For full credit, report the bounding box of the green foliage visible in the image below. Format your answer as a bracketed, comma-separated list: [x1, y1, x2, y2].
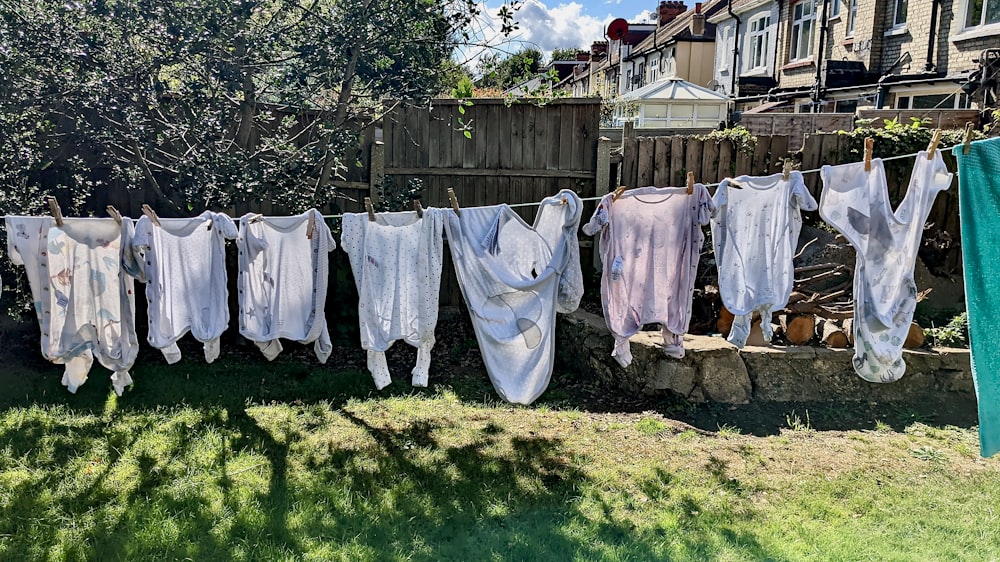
[0, 0, 499, 217]
[452, 76, 475, 98]
[924, 312, 969, 348]
[699, 126, 758, 156]
[599, 95, 639, 127]
[474, 47, 543, 91]
[376, 176, 425, 212]
[549, 48, 582, 63]
[837, 118, 985, 162]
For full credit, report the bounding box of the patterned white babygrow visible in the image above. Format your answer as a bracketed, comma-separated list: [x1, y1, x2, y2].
[711, 171, 817, 347]
[444, 190, 584, 405]
[236, 210, 335, 362]
[583, 184, 715, 366]
[820, 153, 951, 382]
[6, 216, 140, 395]
[341, 208, 445, 389]
[133, 212, 238, 364]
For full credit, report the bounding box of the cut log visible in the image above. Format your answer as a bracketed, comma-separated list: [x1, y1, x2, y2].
[783, 314, 816, 345]
[843, 318, 855, 346]
[904, 322, 925, 349]
[820, 319, 850, 348]
[745, 316, 768, 347]
[717, 306, 735, 337]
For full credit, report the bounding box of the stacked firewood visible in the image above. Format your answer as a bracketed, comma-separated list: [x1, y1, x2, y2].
[715, 261, 929, 349]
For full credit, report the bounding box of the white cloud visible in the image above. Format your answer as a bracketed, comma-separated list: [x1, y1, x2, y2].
[458, 0, 615, 71]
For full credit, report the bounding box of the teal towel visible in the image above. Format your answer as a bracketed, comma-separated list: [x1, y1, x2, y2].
[955, 137, 1000, 458]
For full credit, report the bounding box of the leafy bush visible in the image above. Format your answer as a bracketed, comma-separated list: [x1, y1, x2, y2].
[698, 126, 757, 156]
[924, 312, 969, 348]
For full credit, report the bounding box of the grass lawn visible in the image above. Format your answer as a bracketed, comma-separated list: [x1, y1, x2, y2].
[1, 343, 999, 561]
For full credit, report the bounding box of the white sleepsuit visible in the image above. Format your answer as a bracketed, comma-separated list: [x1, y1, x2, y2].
[820, 153, 951, 382]
[236, 210, 334, 362]
[711, 171, 817, 347]
[133, 212, 238, 364]
[341, 208, 445, 389]
[6, 216, 140, 395]
[583, 184, 715, 366]
[444, 190, 583, 405]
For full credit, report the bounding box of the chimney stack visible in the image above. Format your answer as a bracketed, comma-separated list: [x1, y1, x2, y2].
[691, 2, 706, 36]
[591, 41, 608, 57]
[576, 51, 590, 61]
[658, 1, 687, 26]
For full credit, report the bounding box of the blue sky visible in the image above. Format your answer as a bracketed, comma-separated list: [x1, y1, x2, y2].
[463, 0, 655, 68]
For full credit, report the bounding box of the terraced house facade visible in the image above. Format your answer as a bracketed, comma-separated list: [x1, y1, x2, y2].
[709, 0, 1000, 114]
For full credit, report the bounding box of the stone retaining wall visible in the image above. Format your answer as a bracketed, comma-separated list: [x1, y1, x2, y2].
[556, 310, 973, 404]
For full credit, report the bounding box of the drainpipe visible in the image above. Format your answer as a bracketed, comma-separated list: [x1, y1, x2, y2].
[812, 0, 831, 113]
[925, 0, 939, 72]
[727, 0, 741, 98]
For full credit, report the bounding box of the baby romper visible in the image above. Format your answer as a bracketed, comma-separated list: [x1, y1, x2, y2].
[711, 171, 817, 347]
[133, 211, 238, 364]
[583, 184, 715, 366]
[341, 208, 445, 389]
[236, 209, 335, 362]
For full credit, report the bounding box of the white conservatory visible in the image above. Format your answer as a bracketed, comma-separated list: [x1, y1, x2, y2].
[615, 79, 728, 129]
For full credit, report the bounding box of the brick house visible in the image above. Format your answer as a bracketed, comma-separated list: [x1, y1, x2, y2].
[709, 0, 999, 115]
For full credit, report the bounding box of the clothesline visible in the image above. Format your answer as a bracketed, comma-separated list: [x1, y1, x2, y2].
[0, 148, 939, 221]
[401, 150, 933, 213]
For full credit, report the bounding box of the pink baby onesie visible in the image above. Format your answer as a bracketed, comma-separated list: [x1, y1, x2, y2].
[583, 184, 715, 366]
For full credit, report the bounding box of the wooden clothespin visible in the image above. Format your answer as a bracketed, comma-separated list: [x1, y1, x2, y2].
[141, 204, 161, 226]
[364, 197, 376, 222]
[611, 186, 627, 201]
[413, 200, 424, 218]
[782, 158, 793, 181]
[45, 196, 64, 227]
[248, 213, 264, 223]
[559, 195, 568, 205]
[686, 171, 695, 195]
[306, 211, 316, 240]
[106, 205, 122, 224]
[728, 179, 744, 189]
[963, 122, 974, 155]
[447, 188, 461, 217]
[863, 137, 874, 172]
[926, 129, 942, 159]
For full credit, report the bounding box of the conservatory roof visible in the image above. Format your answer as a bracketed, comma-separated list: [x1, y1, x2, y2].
[620, 79, 728, 103]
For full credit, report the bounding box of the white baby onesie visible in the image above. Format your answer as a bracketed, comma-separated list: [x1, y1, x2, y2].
[583, 184, 715, 366]
[7, 216, 140, 395]
[820, 153, 951, 382]
[236, 210, 335, 362]
[444, 190, 583, 405]
[341, 208, 445, 389]
[712, 171, 817, 347]
[133, 212, 238, 364]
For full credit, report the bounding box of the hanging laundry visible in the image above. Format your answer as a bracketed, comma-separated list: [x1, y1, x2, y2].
[341, 208, 445, 389]
[236, 209, 334, 362]
[712, 171, 817, 347]
[820, 152, 951, 383]
[583, 184, 714, 366]
[6, 216, 141, 395]
[133, 212, 238, 364]
[444, 190, 583, 405]
[955, 137, 1000, 458]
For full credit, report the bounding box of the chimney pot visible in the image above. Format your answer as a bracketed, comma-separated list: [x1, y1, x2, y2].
[691, 3, 706, 35]
[658, 0, 687, 26]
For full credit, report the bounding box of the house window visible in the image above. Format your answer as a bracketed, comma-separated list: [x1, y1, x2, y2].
[834, 99, 857, 113]
[718, 26, 732, 71]
[965, 0, 1000, 27]
[748, 15, 771, 70]
[830, 0, 841, 17]
[896, 96, 911, 109]
[637, 62, 646, 87]
[847, 0, 858, 35]
[892, 0, 907, 27]
[789, 0, 816, 61]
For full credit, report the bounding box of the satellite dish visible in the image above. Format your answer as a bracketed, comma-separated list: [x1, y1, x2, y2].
[607, 18, 629, 41]
[707, 79, 721, 89]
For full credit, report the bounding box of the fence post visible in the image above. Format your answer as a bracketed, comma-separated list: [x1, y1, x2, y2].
[592, 136, 612, 270]
[370, 140, 385, 203]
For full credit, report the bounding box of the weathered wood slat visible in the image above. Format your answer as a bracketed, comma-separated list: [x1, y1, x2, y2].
[670, 136, 685, 186]
[637, 137, 654, 186]
[653, 137, 670, 187]
[384, 167, 596, 178]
